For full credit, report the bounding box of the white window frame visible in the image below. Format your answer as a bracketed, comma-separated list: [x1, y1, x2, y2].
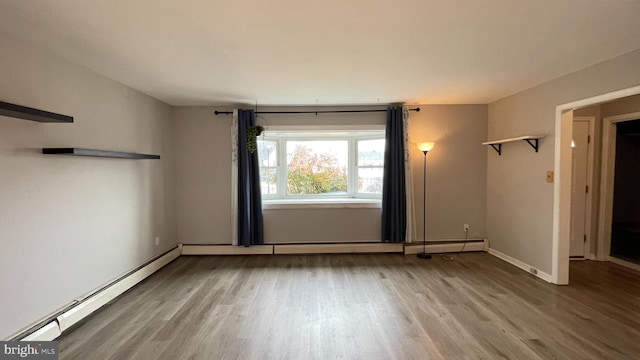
[257, 125, 385, 206]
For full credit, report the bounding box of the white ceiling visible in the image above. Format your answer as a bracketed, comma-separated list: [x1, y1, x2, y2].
[1, 0, 639, 106]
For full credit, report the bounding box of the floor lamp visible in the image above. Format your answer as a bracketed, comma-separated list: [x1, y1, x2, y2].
[416, 142, 435, 259]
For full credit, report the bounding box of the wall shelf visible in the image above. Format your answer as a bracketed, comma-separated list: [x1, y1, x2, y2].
[42, 148, 160, 159]
[482, 135, 545, 155]
[0, 100, 73, 123]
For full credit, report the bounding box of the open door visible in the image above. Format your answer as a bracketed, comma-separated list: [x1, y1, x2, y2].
[570, 119, 592, 258]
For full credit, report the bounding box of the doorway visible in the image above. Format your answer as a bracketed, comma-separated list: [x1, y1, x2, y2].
[553, 85, 640, 285]
[570, 117, 594, 259]
[602, 117, 640, 265]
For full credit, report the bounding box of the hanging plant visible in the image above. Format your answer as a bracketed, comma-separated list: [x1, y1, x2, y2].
[247, 125, 265, 153]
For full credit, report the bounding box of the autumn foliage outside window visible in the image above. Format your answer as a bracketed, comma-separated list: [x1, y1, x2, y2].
[286, 141, 348, 195]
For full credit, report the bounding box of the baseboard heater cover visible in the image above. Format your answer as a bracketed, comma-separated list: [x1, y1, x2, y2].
[180, 243, 405, 255]
[19, 322, 61, 342]
[404, 239, 487, 254]
[181, 244, 274, 255]
[274, 243, 404, 254]
[56, 246, 180, 332]
[12, 246, 180, 341]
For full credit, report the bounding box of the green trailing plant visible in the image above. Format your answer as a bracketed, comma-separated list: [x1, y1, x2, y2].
[246, 125, 265, 153]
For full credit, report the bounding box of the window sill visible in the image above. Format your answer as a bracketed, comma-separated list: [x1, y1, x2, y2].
[263, 198, 382, 210]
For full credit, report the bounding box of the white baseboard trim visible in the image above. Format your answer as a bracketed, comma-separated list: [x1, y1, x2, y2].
[608, 256, 640, 272]
[404, 240, 486, 254]
[274, 243, 403, 254]
[487, 248, 553, 283]
[181, 244, 274, 255]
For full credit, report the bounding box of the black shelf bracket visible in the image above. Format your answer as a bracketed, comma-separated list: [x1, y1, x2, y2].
[489, 144, 502, 155]
[0, 100, 73, 123]
[524, 138, 539, 152]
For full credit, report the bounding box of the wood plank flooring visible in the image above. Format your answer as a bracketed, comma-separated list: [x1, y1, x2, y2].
[57, 253, 640, 359]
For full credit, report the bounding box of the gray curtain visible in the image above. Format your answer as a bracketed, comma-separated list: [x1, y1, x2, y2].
[381, 106, 406, 243]
[237, 109, 264, 247]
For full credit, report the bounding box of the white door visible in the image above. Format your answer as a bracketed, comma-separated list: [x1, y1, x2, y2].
[570, 121, 590, 257]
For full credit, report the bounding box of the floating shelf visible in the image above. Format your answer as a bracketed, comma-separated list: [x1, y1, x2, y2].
[482, 135, 545, 155]
[42, 148, 160, 159]
[0, 100, 73, 123]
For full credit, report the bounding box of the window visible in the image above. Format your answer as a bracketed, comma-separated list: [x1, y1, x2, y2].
[257, 128, 385, 202]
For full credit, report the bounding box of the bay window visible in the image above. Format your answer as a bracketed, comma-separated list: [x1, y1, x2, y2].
[257, 128, 385, 202]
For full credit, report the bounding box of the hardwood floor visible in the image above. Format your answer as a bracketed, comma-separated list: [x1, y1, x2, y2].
[58, 253, 640, 359]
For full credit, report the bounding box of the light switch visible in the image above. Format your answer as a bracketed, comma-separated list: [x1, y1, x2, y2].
[546, 171, 554, 183]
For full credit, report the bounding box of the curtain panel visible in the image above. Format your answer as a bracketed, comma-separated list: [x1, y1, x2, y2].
[381, 106, 416, 243]
[403, 107, 416, 243]
[232, 109, 264, 247]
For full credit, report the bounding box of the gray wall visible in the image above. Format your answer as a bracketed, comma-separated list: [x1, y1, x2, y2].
[0, 34, 176, 339]
[411, 105, 488, 240]
[601, 93, 640, 118]
[173, 105, 487, 244]
[487, 49, 640, 274]
[173, 107, 233, 244]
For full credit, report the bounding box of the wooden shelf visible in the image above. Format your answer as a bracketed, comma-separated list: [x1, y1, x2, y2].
[42, 148, 160, 159]
[482, 135, 545, 155]
[0, 100, 73, 123]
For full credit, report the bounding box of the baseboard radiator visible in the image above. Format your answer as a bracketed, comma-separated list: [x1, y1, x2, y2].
[182, 241, 485, 255]
[404, 239, 487, 254]
[14, 246, 181, 342]
[181, 243, 405, 255]
[274, 243, 404, 254]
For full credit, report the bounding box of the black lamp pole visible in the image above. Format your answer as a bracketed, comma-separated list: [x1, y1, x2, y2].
[417, 149, 432, 259]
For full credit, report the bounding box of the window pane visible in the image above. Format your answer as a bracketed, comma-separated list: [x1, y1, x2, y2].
[257, 140, 278, 167]
[358, 139, 385, 166]
[260, 168, 278, 195]
[286, 141, 348, 195]
[358, 167, 383, 194]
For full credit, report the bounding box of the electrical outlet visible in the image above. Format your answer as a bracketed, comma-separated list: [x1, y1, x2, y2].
[155, 236, 160, 246]
[464, 224, 469, 232]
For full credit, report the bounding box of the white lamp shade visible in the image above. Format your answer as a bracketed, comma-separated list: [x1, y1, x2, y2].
[417, 142, 435, 152]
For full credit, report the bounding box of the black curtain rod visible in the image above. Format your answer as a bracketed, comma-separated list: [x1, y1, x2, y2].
[214, 108, 420, 115]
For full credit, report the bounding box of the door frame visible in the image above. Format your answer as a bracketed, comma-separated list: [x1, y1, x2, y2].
[572, 116, 595, 259]
[597, 111, 640, 261]
[553, 84, 640, 285]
